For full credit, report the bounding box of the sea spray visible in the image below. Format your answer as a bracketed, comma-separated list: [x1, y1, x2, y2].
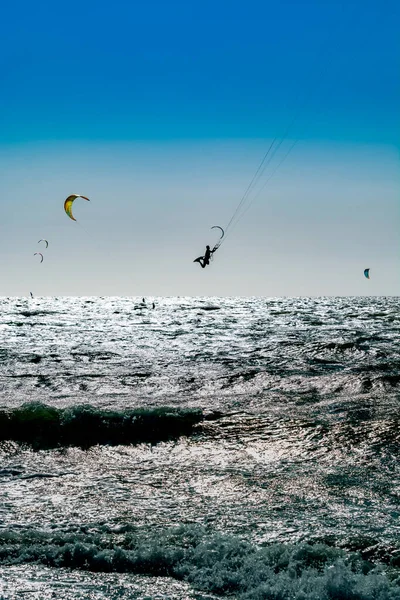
[0, 525, 399, 599]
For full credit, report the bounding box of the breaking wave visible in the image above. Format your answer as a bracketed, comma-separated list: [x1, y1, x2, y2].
[0, 525, 399, 599]
[0, 402, 203, 449]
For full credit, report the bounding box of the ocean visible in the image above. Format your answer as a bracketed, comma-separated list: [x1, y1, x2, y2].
[0, 296, 399, 599]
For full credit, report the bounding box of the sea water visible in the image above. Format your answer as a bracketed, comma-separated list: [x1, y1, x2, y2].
[0, 296, 399, 599]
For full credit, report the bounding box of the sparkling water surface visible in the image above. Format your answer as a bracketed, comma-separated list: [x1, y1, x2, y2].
[0, 296, 399, 599]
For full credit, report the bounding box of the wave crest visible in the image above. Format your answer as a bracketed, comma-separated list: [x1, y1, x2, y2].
[0, 402, 203, 449]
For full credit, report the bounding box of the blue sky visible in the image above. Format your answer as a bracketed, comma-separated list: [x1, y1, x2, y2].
[1, 0, 399, 295]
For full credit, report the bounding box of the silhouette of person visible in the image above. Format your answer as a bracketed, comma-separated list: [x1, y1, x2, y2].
[194, 245, 212, 269]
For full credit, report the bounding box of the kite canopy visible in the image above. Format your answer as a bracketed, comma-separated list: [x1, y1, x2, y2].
[364, 268, 370, 279]
[211, 225, 224, 239]
[34, 252, 44, 263]
[64, 194, 90, 221]
[38, 239, 48, 248]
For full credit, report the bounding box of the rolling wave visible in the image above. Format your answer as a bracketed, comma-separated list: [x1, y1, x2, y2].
[0, 402, 203, 449]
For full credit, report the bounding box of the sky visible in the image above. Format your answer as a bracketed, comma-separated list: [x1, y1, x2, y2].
[0, 0, 399, 296]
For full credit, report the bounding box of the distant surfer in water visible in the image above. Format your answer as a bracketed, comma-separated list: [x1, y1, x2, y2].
[194, 245, 212, 269]
[30, 292, 34, 299]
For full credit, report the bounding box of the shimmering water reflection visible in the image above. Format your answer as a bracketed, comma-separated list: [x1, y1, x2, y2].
[0, 296, 399, 598]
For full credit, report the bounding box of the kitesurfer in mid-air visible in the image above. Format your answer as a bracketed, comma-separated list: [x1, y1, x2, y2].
[194, 245, 212, 269]
[193, 226, 224, 269]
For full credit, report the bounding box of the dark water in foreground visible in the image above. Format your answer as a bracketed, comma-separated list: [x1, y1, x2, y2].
[0, 296, 399, 599]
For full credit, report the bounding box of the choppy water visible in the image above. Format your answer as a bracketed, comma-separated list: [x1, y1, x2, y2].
[0, 296, 399, 599]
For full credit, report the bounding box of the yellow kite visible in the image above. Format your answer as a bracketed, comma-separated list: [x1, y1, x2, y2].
[64, 194, 90, 221]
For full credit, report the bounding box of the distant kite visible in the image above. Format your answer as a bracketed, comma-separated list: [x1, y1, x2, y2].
[38, 239, 49, 248]
[364, 268, 370, 279]
[34, 252, 44, 263]
[64, 194, 90, 221]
